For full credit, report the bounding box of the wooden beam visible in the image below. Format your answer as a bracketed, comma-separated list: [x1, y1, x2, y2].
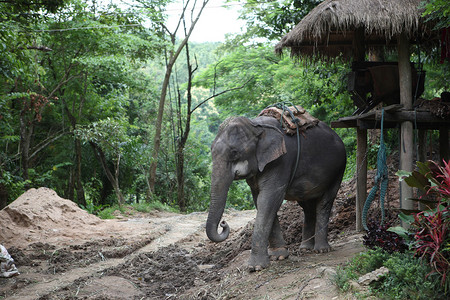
[356, 128, 367, 231]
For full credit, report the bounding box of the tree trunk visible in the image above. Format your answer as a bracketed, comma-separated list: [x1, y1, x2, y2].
[63, 98, 86, 206]
[74, 138, 86, 207]
[90, 142, 125, 205]
[175, 147, 186, 211]
[67, 168, 75, 201]
[19, 109, 33, 182]
[0, 178, 8, 209]
[147, 0, 210, 200]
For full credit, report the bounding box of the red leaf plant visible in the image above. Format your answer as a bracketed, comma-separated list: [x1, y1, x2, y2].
[411, 204, 449, 285]
[412, 159, 450, 286]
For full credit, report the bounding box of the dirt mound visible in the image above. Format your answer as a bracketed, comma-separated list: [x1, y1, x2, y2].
[0, 188, 102, 247]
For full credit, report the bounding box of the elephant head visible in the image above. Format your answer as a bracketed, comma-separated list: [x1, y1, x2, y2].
[206, 117, 287, 242]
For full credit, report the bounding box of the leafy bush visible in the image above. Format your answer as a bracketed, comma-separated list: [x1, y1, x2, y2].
[363, 220, 408, 253]
[335, 248, 447, 299]
[395, 159, 450, 288]
[97, 206, 119, 219]
[411, 203, 449, 286]
[378, 250, 445, 299]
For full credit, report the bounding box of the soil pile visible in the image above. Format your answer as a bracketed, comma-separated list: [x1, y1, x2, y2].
[0, 188, 102, 247]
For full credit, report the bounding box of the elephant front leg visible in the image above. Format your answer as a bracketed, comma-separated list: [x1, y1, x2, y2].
[268, 216, 289, 261]
[249, 189, 285, 272]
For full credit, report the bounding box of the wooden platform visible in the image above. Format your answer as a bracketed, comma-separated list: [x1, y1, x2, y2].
[331, 104, 450, 130]
[330, 104, 449, 231]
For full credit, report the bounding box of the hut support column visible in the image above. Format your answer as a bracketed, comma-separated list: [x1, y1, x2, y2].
[440, 126, 449, 162]
[356, 127, 367, 231]
[418, 130, 427, 211]
[398, 33, 414, 225]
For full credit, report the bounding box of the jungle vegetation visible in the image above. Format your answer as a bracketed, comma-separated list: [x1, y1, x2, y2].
[0, 0, 448, 214]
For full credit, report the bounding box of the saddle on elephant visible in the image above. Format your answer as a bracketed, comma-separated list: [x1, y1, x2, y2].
[258, 104, 319, 135]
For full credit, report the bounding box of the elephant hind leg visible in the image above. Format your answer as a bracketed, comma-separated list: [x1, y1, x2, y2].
[313, 183, 340, 253]
[298, 200, 316, 251]
[268, 216, 289, 261]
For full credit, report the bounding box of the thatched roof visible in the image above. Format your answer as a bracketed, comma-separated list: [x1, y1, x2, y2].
[275, 0, 439, 59]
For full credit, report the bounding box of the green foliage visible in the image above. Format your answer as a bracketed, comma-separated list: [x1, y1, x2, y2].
[1, 0, 447, 222]
[96, 206, 119, 220]
[421, 0, 450, 29]
[227, 0, 320, 42]
[0, 171, 30, 202]
[226, 181, 255, 210]
[195, 45, 353, 121]
[335, 248, 447, 299]
[134, 200, 178, 213]
[392, 160, 450, 289]
[378, 252, 445, 299]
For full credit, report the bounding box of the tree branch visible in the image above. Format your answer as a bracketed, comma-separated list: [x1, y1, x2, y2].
[29, 130, 69, 160]
[190, 76, 254, 114]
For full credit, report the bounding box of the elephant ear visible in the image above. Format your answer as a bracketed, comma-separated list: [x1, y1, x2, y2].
[251, 121, 287, 172]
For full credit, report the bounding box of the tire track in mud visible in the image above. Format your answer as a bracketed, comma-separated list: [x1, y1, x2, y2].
[4, 209, 256, 300]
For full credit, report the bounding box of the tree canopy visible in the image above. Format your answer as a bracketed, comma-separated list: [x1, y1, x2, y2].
[0, 0, 447, 212]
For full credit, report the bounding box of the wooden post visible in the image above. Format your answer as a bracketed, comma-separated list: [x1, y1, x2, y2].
[398, 33, 414, 225]
[418, 130, 427, 211]
[353, 26, 366, 232]
[440, 126, 450, 162]
[356, 127, 367, 231]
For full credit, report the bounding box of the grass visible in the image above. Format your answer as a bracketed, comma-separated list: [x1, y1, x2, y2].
[93, 199, 178, 219]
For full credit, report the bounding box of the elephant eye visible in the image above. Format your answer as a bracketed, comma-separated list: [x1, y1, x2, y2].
[229, 149, 239, 160]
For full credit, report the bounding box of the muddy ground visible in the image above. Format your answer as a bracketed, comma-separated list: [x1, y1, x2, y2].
[0, 167, 401, 300]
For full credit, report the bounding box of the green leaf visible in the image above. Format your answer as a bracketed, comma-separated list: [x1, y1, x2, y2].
[398, 212, 415, 224]
[396, 170, 411, 181]
[387, 226, 410, 239]
[404, 170, 430, 192]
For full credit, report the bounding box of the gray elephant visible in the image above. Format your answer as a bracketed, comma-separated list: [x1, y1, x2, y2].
[206, 115, 346, 271]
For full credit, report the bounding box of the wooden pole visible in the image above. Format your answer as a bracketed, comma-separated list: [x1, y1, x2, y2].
[398, 33, 414, 225]
[353, 26, 366, 231]
[356, 127, 367, 231]
[440, 126, 450, 162]
[418, 130, 427, 211]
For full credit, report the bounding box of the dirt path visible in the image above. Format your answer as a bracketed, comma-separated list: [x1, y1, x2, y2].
[0, 188, 369, 299]
[1, 208, 257, 299]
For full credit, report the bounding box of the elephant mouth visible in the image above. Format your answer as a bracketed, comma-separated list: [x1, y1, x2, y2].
[234, 173, 247, 180]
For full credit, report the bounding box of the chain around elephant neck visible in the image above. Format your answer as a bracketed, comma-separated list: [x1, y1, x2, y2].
[264, 102, 301, 188]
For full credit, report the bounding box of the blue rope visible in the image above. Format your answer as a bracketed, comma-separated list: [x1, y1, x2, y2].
[362, 108, 388, 231]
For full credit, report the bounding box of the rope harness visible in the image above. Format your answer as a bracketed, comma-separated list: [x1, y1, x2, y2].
[362, 108, 388, 230]
[263, 102, 302, 187]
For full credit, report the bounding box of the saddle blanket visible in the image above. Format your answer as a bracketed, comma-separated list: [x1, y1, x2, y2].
[258, 105, 319, 135]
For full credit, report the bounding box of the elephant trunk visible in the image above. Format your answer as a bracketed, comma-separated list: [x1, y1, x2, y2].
[206, 165, 233, 243]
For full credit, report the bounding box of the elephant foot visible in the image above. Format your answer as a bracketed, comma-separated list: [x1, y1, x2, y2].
[314, 243, 332, 254]
[299, 242, 314, 253]
[268, 247, 289, 261]
[248, 254, 270, 272]
[248, 265, 264, 272]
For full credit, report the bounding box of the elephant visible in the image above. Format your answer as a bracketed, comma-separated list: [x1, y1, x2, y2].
[205, 115, 346, 271]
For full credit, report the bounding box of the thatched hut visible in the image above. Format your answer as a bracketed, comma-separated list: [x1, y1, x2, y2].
[275, 0, 439, 59]
[276, 0, 448, 230]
